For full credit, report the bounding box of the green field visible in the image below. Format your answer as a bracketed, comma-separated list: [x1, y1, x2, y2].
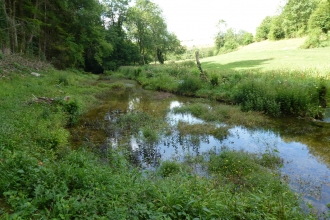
[202, 38, 330, 74]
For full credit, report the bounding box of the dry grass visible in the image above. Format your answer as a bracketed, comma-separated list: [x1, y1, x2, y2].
[0, 54, 53, 76]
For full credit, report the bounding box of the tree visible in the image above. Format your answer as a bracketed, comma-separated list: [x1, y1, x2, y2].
[281, 0, 318, 38]
[102, 0, 140, 69]
[308, 0, 330, 33]
[215, 24, 254, 53]
[268, 15, 285, 40]
[0, 0, 10, 54]
[242, 32, 254, 45]
[302, 0, 330, 48]
[215, 19, 227, 50]
[255, 16, 273, 41]
[126, 0, 184, 64]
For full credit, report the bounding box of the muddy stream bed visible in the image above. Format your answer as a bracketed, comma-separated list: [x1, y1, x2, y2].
[71, 79, 330, 215]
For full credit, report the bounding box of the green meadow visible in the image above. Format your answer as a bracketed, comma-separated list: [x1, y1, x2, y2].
[202, 38, 330, 73]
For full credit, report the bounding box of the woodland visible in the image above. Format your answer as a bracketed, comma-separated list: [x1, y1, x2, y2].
[0, 0, 185, 72]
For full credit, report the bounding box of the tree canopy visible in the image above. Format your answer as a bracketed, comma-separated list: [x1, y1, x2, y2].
[255, 0, 330, 47]
[0, 0, 185, 71]
[214, 20, 254, 53]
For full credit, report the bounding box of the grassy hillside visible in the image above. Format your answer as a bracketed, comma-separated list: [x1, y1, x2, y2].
[202, 38, 330, 74]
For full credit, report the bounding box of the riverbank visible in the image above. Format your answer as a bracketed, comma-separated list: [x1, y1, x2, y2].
[0, 66, 318, 218]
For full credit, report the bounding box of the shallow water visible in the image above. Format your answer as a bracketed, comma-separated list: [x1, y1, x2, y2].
[71, 80, 330, 215]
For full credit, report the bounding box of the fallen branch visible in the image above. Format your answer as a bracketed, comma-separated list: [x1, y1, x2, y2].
[30, 96, 55, 104]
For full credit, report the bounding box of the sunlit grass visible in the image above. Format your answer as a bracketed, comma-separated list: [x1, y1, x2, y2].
[202, 38, 330, 74]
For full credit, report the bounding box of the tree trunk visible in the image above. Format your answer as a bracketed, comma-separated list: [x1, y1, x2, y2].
[6, 0, 18, 53]
[1, 0, 10, 54]
[28, 0, 39, 45]
[11, 0, 18, 52]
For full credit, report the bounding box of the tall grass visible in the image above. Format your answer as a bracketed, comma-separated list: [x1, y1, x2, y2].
[117, 62, 329, 118]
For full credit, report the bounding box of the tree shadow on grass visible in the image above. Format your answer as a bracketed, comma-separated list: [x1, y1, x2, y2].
[202, 58, 274, 72]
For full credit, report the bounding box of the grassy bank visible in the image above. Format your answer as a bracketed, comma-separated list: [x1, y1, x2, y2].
[0, 64, 316, 218]
[116, 60, 329, 118]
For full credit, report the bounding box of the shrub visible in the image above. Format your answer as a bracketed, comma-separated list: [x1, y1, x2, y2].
[177, 76, 201, 95]
[210, 74, 219, 87]
[62, 100, 80, 126]
[233, 80, 281, 116]
[242, 32, 254, 45]
[208, 150, 261, 178]
[302, 28, 323, 48]
[255, 16, 273, 41]
[223, 40, 239, 51]
[58, 74, 70, 86]
[268, 16, 285, 40]
[158, 161, 181, 177]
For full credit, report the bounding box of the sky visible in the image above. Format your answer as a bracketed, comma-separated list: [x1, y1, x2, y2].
[151, 0, 283, 47]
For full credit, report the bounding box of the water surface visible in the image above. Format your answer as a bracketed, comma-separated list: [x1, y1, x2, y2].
[71, 80, 330, 215]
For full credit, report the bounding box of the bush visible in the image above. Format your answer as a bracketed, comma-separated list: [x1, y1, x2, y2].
[255, 16, 273, 41]
[302, 28, 323, 48]
[233, 80, 281, 116]
[178, 76, 201, 95]
[242, 32, 254, 45]
[157, 161, 182, 177]
[223, 40, 239, 51]
[62, 100, 80, 126]
[268, 16, 285, 40]
[210, 74, 219, 87]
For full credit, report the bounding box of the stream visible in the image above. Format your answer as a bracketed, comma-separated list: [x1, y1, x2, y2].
[71, 79, 330, 216]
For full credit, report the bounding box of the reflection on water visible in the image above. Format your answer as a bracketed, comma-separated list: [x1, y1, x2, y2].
[324, 108, 330, 123]
[71, 80, 330, 214]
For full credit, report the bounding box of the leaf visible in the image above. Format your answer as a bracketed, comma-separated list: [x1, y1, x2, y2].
[251, 193, 261, 202]
[172, 204, 182, 211]
[202, 207, 211, 213]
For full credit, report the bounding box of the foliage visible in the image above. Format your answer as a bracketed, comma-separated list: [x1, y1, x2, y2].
[125, 0, 185, 65]
[255, 16, 273, 41]
[0, 0, 183, 71]
[268, 16, 285, 40]
[118, 60, 329, 118]
[256, 0, 330, 49]
[309, 0, 330, 33]
[241, 32, 254, 45]
[303, 0, 330, 48]
[302, 28, 324, 48]
[157, 161, 182, 177]
[281, 0, 318, 38]
[178, 76, 202, 95]
[223, 40, 239, 51]
[214, 20, 253, 53]
[210, 74, 219, 87]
